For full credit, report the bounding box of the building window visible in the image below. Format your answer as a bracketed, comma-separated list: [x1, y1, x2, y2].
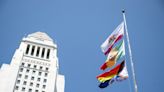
[15, 86, 19, 90]
[42, 85, 46, 89]
[26, 44, 30, 54]
[42, 91, 45, 92]
[18, 74, 22, 78]
[25, 75, 28, 79]
[21, 63, 25, 66]
[43, 79, 47, 83]
[20, 68, 23, 72]
[22, 87, 25, 91]
[40, 66, 43, 70]
[23, 81, 27, 85]
[30, 82, 33, 86]
[36, 84, 40, 88]
[46, 49, 50, 59]
[31, 46, 35, 56]
[26, 69, 30, 73]
[45, 67, 49, 71]
[38, 72, 42, 76]
[36, 47, 40, 57]
[41, 48, 45, 58]
[28, 64, 31, 67]
[29, 88, 32, 92]
[34, 65, 37, 69]
[31, 76, 34, 80]
[35, 90, 39, 92]
[37, 78, 41, 82]
[17, 80, 20, 84]
[32, 70, 36, 74]
[44, 73, 48, 77]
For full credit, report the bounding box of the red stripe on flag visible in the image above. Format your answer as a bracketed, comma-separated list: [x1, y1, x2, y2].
[104, 35, 123, 55]
[100, 62, 108, 70]
[97, 61, 125, 78]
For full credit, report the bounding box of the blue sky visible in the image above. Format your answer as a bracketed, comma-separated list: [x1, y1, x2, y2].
[0, 0, 164, 92]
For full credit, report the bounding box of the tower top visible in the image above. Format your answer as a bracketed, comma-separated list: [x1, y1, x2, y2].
[28, 32, 53, 41]
[23, 31, 57, 48]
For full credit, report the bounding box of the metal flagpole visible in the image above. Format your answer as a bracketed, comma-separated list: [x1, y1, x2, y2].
[122, 10, 138, 92]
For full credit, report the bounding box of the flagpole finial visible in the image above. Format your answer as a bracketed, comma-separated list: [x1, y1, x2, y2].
[122, 9, 125, 13]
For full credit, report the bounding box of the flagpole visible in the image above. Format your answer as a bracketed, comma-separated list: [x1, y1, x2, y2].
[122, 10, 138, 92]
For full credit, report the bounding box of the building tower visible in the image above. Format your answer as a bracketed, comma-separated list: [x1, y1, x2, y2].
[0, 32, 65, 92]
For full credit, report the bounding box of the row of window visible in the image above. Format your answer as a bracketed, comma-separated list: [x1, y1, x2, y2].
[15, 86, 45, 92]
[21, 63, 49, 71]
[16, 80, 46, 88]
[26, 44, 51, 59]
[19, 68, 48, 77]
[18, 74, 47, 83]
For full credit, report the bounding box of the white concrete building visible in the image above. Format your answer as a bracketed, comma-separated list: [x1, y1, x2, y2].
[0, 32, 65, 92]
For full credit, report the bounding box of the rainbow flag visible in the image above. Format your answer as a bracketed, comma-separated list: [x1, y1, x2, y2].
[97, 60, 128, 88]
[97, 61, 125, 83]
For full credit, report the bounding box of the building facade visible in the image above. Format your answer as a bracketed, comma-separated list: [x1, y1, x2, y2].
[0, 32, 65, 92]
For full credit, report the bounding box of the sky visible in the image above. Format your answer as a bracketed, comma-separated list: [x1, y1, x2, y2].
[0, 0, 164, 92]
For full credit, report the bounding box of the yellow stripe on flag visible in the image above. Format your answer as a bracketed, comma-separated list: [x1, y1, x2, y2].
[98, 74, 116, 83]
